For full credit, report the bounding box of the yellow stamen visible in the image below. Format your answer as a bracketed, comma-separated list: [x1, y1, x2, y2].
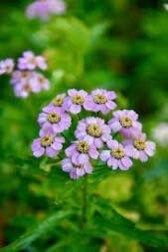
[93, 94, 107, 104]
[52, 96, 64, 106]
[72, 95, 85, 105]
[47, 112, 61, 123]
[111, 148, 125, 159]
[87, 124, 102, 137]
[134, 139, 146, 151]
[41, 135, 53, 147]
[120, 117, 133, 128]
[77, 141, 89, 153]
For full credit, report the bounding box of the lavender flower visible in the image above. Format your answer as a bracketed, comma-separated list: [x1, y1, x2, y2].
[63, 89, 88, 114]
[65, 140, 99, 164]
[61, 158, 93, 179]
[38, 105, 71, 133]
[31, 89, 156, 180]
[11, 71, 49, 98]
[109, 110, 142, 138]
[84, 89, 117, 114]
[123, 133, 156, 162]
[51, 93, 66, 107]
[26, 0, 66, 20]
[0, 59, 14, 75]
[32, 125, 65, 157]
[75, 117, 111, 148]
[18, 51, 47, 71]
[100, 140, 133, 170]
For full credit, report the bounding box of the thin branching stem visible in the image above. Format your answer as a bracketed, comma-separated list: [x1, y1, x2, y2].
[81, 176, 88, 229]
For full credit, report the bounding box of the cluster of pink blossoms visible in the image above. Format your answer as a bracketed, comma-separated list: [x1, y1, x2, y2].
[0, 51, 49, 98]
[26, 0, 66, 20]
[32, 89, 156, 180]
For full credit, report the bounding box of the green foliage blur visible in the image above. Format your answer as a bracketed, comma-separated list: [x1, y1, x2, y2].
[0, 0, 168, 251]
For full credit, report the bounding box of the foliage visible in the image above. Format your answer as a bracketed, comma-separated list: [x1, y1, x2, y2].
[0, 0, 168, 251]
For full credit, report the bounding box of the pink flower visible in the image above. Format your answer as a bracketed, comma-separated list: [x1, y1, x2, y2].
[11, 71, 49, 98]
[83, 89, 117, 114]
[65, 140, 99, 164]
[63, 89, 88, 114]
[31, 125, 64, 157]
[61, 158, 93, 179]
[26, 0, 66, 20]
[123, 133, 156, 162]
[38, 105, 71, 133]
[18, 51, 47, 71]
[30, 89, 157, 179]
[51, 93, 66, 108]
[0, 59, 14, 75]
[75, 117, 111, 148]
[109, 110, 142, 138]
[100, 140, 133, 170]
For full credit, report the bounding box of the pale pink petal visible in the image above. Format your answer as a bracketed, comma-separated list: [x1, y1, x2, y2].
[33, 147, 45, 157]
[78, 154, 89, 164]
[100, 150, 111, 161]
[121, 157, 132, 170]
[110, 121, 122, 132]
[89, 147, 99, 159]
[139, 151, 148, 162]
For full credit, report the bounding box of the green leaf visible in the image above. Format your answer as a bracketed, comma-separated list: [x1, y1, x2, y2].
[91, 196, 168, 248]
[1, 211, 71, 252]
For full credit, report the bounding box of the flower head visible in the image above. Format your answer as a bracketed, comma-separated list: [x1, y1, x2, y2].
[63, 89, 88, 114]
[109, 110, 142, 138]
[18, 51, 47, 71]
[61, 158, 93, 179]
[84, 89, 117, 114]
[31, 89, 156, 180]
[100, 140, 133, 170]
[32, 125, 65, 157]
[11, 71, 49, 98]
[75, 117, 111, 148]
[51, 93, 66, 108]
[38, 105, 71, 133]
[123, 133, 156, 162]
[26, 0, 66, 20]
[0, 59, 14, 75]
[65, 140, 99, 164]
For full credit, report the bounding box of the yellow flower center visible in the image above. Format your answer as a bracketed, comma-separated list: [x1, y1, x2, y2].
[120, 117, 133, 128]
[29, 57, 37, 65]
[24, 84, 31, 92]
[76, 141, 89, 153]
[72, 95, 85, 105]
[52, 96, 64, 106]
[22, 71, 29, 78]
[111, 148, 125, 159]
[134, 139, 146, 151]
[41, 135, 53, 147]
[87, 123, 102, 137]
[74, 164, 83, 169]
[47, 112, 61, 123]
[38, 76, 45, 84]
[93, 94, 107, 104]
[6, 65, 11, 71]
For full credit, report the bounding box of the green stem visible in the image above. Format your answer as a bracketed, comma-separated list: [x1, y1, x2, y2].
[81, 176, 88, 228]
[61, 132, 71, 144]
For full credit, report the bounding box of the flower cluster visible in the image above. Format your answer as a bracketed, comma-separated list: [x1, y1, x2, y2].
[26, 0, 66, 20]
[0, 51, 50, 98]
[32, 89, 156, 179]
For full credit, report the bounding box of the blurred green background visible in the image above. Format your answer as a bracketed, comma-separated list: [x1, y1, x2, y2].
[0, 0, 168, 251]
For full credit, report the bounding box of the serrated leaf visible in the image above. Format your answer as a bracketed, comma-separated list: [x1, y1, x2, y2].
[1, 211, 71, 252]
[91, 196, 168, 248]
